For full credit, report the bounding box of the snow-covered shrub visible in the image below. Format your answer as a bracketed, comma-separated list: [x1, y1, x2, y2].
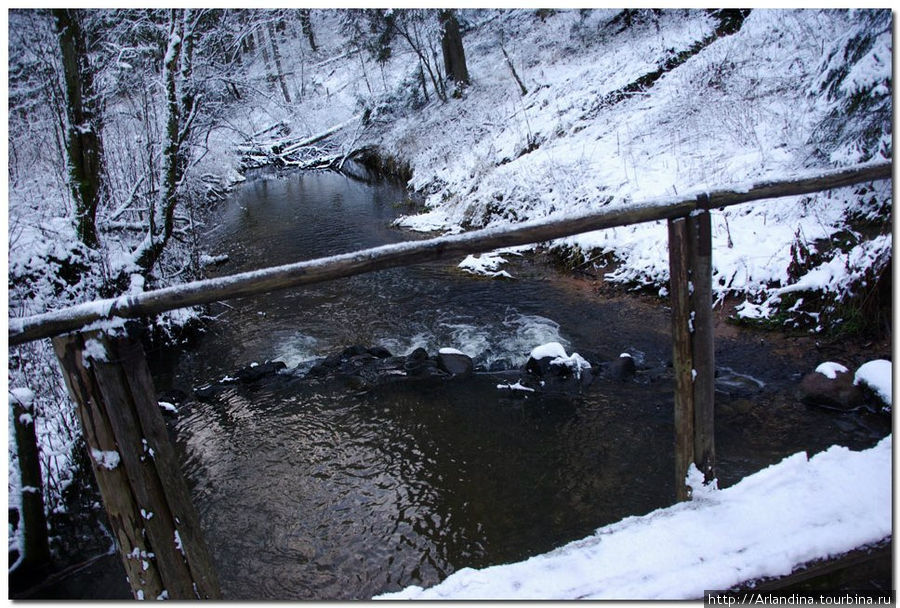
[809, 9, 892, 164]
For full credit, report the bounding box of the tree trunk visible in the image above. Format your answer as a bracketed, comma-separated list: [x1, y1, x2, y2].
[256, 27, 272, 75]
[439, 9, 469, 88]
[298, 9, 317, 51]
[500, 42, 528, 97]
[53, 9, 105, 249]
[267, 21, 292, 103]
[134, 10, 182, 271]
[178, 10, 197, 181]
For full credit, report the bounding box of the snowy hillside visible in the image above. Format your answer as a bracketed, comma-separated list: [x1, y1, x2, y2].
[364, 9, 891, 331]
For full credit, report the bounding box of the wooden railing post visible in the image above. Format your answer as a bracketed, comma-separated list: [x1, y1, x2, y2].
[668, 217, 694, 501]
[11, 390, 52, 573]
[667, 206, 716, 501]
[52, 327, 221, 599]
[688, 206, 716, 485]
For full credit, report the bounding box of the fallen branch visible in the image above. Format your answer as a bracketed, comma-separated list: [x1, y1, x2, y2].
[278, 114, 362, 157]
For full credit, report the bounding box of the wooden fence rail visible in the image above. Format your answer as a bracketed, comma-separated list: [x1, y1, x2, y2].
[8, 159, 891, 598]
[9, 161, 891, 347]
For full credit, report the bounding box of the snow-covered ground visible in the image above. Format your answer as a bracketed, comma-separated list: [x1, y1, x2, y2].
[376, 435, 891, 600]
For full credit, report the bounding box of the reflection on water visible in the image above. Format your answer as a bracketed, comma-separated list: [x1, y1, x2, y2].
[177, 375, 677, 599]
[164, 170, 889, 600]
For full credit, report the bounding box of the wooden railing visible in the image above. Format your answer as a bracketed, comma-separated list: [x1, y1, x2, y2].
[9, 161, 891, 347]
[8, 160, 892, 599]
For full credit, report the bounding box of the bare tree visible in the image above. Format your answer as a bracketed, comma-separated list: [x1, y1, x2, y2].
[298, 9, 317, 52]
[134, 9, 193, 271]
[267, 20, 292, 103]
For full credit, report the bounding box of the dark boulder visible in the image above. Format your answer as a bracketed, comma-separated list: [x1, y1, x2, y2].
[194, 383, 221, 401]
[367, 346, 393, 359]
[605, 354, 636, 381]
[520, 343, 596, 393]
[193, 360, 287, 401]
[235, 360, 287, 384]
[404, 347, 441, 376]
[798, 364, 864, 411]
[525, 355, 558, 378]
[405, 347, 429, 364]
[340, 345, 370, 359]
[437, 350, 473, 378]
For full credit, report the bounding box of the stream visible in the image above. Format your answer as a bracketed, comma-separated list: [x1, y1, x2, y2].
[152, 169, 889, 599]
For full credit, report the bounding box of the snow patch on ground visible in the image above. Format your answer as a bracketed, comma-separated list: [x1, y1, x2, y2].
[376, 435, 891, 600]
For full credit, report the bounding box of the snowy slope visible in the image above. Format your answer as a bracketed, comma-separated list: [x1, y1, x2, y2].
[376, 436, 891, 600]
[369, 9, 891, 326]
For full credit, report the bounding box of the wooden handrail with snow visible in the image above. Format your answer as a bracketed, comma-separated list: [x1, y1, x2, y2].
[8, 160, 891, 347]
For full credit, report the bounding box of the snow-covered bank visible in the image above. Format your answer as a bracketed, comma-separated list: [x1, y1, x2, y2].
[373, 9, 891, 331]
[376, 435, 891, 600]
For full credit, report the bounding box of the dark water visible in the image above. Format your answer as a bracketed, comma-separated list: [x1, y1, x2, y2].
[159, 170, 889, 600]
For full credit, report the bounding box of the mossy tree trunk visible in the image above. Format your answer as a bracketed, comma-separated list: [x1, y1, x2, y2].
[53, 9, 105, 250]
[439, 9, 469, 89]
[134, 9, 197, 273]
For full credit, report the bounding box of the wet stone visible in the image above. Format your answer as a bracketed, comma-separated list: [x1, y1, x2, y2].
[797, 368, 864, 411]
[437, 351, 474, 378]
[605, 354, 636, 381]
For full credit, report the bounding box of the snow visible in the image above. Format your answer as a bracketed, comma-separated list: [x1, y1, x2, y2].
[458, 251, 513, 279]
[854, 360, 892, 406]
[529, 341, 568, 361]
[9, 387, 36, 408]
[158, 401, 178, 414]
[90, 448, 122, 471]
[438, 347, 465, 356]
[775, 234, 892, 298]
[81, 338, 108, 366]
[496, 381, 535, 393]
[376, 436, 891, 600]
[814, 362, 849, 380]
[199, 254, 229, 267]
